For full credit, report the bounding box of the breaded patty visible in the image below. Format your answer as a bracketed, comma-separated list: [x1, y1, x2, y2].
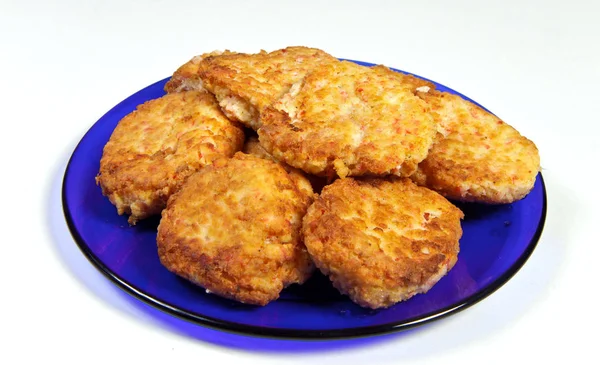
[411, 89, 540, 203]
[96, 91, 245, 224]
[164, 50, 236, 93]
[196, 46, 337, 129]
[157, 153, 315, 306]
[258, 60, 438, 178]
[302, 177, 463, 309]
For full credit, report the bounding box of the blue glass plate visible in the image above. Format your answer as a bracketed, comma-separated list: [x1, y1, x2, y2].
[62, 60, 546, 339]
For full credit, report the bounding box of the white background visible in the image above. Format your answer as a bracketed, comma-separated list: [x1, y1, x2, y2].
[1, 0, 598, 364]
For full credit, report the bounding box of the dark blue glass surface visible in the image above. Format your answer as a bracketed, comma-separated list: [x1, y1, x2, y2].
[62, 61, 546, 339]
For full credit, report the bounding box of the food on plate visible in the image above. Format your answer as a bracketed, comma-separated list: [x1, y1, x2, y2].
[166, 46, 337, 129]
[157, 153, 315, 306]
[258, 60, 438, 178]
[96, 91, 244, 224]
[95, 45, 542, 309]
[302, 177, 463, 309]
[411, 89, 540, 203]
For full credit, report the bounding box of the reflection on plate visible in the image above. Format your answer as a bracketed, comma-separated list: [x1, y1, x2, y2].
[62, 60, 546, 339]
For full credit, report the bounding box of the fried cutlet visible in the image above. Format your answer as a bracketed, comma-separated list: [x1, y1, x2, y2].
[302, 177, 463, 309]
[96, 91, 245, 224]
[157, 153, 315, 306]
[175, 46, 337, 129]
[258, 60, 438, 178]
[411, 89, 540, 203]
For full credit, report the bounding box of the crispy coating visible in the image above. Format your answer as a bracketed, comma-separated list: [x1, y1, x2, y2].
[242, 136, 282, 164]
[96, 91, 245, 224]
[412, 89, 540, 203]
[302, 178, 463, 309]
[243, 136, 327, 193]
[370, 65, 436, 92]
[196, 46, 337, 129]
[258, 60, 438, 178]
[164, 50, 236, 93]
[157, 153, 315, 306]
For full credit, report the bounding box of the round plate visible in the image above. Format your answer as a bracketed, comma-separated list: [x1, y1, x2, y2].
[62, 60, 546, 339]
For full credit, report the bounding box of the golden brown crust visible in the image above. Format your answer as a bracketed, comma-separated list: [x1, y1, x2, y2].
[243, 136, 327, 193]
[370, 65, 436, 92]
[197, 46, 337, 129]
[164, 50, 236, 93]
[96, 91, 245, 224]
[242, 136, 281, 163]
[258, 60, 438, 178]
[157, 153, 315, 306]
[412, 90, 541, 203]
[302, 177, 463, 309]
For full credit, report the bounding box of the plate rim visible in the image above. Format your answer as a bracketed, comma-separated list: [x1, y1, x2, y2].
[62, 63, 548, 340]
